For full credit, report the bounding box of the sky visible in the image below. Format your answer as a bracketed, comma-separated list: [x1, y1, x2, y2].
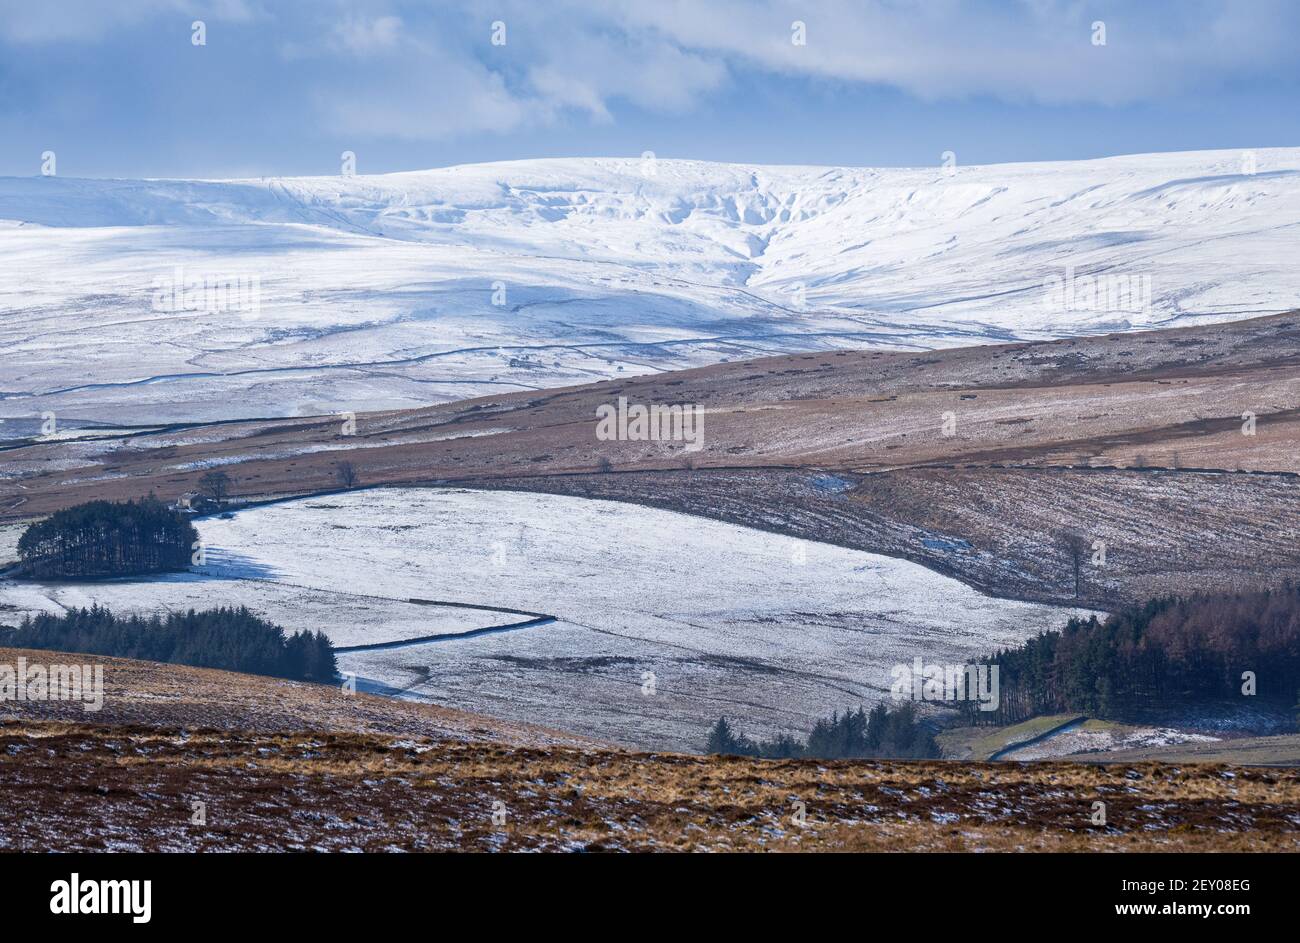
[0, 0, 1297, 179]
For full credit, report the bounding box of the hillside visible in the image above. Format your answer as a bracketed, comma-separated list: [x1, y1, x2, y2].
[0, 650, 1295, 852]
[0, 646, 593, 748]
[1, 490, 1092, 751]
[2, 149, 1298, 425]
[4, 311, 1298, 607]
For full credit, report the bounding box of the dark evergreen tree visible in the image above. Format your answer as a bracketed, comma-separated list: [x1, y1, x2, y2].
[2, 605, 338, 683]
[960, 584, 1300, 725]
[704, 704, 940, 760]
[705, 716, 740, 754]
[17, 498, 198, 579]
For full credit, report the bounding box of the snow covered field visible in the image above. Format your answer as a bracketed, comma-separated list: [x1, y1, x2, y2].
[1, 149, 1297, 424]
[0, 571, 526, 650]
[1001, 721, 1218, 760]
[0, 488, 1093, 750]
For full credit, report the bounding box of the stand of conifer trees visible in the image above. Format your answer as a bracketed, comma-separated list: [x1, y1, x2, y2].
[17, 498, 197, 579]
[3, 605, 338, 683]
[706, 702, 940, 760]
[962, 585, 1300, 726]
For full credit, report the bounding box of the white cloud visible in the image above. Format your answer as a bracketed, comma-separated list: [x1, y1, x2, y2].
[319, 60, 532, 141]
[614, 0, 1300, 106]
[300, 0, 1300, 139]
[332, 14, 404, 56]
[0, 0, 1295, 143]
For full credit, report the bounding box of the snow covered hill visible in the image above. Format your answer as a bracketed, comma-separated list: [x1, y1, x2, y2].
[1, 148, 1297, 424]
[0, 487, 1094, 749]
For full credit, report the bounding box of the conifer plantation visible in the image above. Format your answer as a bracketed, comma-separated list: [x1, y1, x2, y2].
[16, 498, 198, 579]
[706, 703, 940, 760]
[964, 586, 1300, 725]
[3, 605, 338, 683]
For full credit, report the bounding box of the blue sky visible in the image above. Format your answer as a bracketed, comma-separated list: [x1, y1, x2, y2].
[1, 0, 1297, 178]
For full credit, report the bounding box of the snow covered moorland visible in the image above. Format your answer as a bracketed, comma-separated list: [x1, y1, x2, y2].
[0, 148, 1297, 425]
[0, 488, 1094, 750]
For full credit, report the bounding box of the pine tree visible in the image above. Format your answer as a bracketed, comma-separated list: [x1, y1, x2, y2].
[17, 498, 198, 579]
[705, 717, 738, 754]
[2, 605, 338, 683]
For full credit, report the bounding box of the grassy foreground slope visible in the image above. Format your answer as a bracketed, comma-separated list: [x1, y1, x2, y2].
[0, 647, 592, 748]
[0, 649, 1296, 852]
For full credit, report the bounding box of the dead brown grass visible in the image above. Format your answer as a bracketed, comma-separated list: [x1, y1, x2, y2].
[1, 719, 1295, 852]
[0, 647, 596, 749]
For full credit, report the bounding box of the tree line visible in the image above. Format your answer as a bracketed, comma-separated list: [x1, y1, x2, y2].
[3, 605, 338, 683]
[17, 498, 197, 579]
[962, 584, 1300, 726]
[705, 702, 940, 760]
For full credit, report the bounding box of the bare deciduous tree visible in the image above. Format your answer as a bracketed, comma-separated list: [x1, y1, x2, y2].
[335, 461, 359, 489]
[198, 470, 232, 506]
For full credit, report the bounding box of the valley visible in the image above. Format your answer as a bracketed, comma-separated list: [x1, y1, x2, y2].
[1, 151, 1298, 855]
[0, 488, 1094, 751]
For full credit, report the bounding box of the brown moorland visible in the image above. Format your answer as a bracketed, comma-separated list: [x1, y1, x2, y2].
[0, 650, 1295, 852]
[4, 311, 1297, 606]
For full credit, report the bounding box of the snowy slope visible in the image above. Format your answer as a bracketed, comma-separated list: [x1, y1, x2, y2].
[1, 149, 1297, 424]
[0, 488, 1094, 750]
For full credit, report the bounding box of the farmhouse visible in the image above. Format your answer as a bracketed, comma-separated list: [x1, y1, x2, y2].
[173, 491, 216, 513]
